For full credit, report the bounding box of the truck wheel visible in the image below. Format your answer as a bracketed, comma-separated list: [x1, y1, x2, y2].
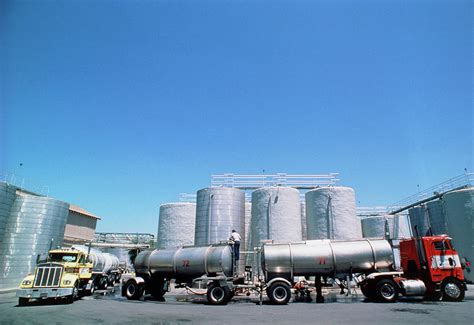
[441, 279, 465, 302]
[207, 283, 232, 305]
[124, 280, 144, 300]
[360, 283, 375, 300]
[18, 298, 29, 306]
[375, 279, 399, 303]
[149, 279, 167, 299]
[267, 282, 291, 305]
[66, 281, 79, 304]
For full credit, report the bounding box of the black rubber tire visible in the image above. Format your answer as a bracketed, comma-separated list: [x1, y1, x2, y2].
[375, 279, 399, 303]
[360, 283, 375, 299]
[124, 280, 144, 300]
[66, 281, 79, 304]
[207, 283, 232, 305]
[149, 279, 168, 299]
[18, 298, 29, 306]
[267, 282, 292, 305]
[441, 278, 465, 302]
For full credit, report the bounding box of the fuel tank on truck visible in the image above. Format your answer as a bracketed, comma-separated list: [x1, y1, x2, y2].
[134, 244, 233, 280]
[262, 239, 394, 280]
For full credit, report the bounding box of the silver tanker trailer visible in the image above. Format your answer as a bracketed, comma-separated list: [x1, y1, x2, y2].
[123, 238, 395, 305]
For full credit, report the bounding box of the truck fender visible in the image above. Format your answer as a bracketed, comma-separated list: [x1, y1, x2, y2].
[266, 277, 292, 288]
[121, 277, 146, 297]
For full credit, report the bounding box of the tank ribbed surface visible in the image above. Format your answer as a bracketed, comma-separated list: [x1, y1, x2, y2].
[393, 214, 411, 239]
[249, 187, 302, 251]
[361, 215, 394, 238]
[301, 201, 307, 240]
[158, 203, 196, 249]
[408, 206, 430, 236]
[443, 188, 473, 283]
[194, 188, 245, 246]
[0, 194, 69, 289]
[244, 202, 252, 250]
[305, 186, 361, 240]
[0, 182, 17, 251]
[426, 200, 448, 235]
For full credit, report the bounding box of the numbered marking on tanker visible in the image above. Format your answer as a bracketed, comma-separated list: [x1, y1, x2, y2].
[182, 260, 190, 267]
[318, 258, 326, 265]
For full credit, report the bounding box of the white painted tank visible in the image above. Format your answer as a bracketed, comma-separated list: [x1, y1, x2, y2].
[360, 215, 394, 238]
[408, 206, 430, 236]
[305, 186, 362, 240]
[158, 202, 196, 249]
[248, 187, 302, 251]
[194, 188, 245, 246]
[443, 188, 474, 283]
[426, 199, 448, 235]
[393, 214, 412, 239]
[301, 200, 307, 240]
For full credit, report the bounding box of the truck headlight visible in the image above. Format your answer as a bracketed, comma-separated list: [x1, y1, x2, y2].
[63, 280, 72, 285]
[22, 280, 32, 285]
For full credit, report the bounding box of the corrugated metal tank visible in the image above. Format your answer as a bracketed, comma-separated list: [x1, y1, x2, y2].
[244, 202, 252, 251]
[393, 214, 412, 239]
[408, 206, 430, 236]
[0, 182, 17, 250]
[443, 188, 474, 283]
[194, 188, 245, 246]
[248, 187, 302, 251]
[361, 215, 394, 238]
[305, 186, 362, 240]
[426, 199, 448, 235]
[301, 200, 307, 241]
[0, 194, 69, 289]
[158, 203, 196, 249]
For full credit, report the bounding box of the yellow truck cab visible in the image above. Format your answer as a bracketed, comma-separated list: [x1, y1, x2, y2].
[17, 248, 94, 305]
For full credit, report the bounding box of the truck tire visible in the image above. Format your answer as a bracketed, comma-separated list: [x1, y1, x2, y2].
[360, 283, 375, 300]
[207, 283, 232, 305]
[441, 278, 465, 302]
[149, 279, 167, 299]
[267, 282, 291, 305]
[66, 281, 79, 304]
[124, 279, 144, 300]
[375, 279, 399, 303]
[18, 298, 29, 306]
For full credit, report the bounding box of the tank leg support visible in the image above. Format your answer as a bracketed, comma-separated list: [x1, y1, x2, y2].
[315, 276, 324, 303]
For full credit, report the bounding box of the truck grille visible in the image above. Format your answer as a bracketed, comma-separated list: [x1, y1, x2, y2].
[33, 264, 63, 288]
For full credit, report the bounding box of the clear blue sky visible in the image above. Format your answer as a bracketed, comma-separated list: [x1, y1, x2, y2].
[1, 0, 472, 233]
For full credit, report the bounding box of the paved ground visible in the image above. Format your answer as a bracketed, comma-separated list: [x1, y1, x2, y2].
[1, 285, 473, 325]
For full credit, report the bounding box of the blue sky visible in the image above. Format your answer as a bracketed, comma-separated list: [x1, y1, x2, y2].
[1, 0, 472, 233]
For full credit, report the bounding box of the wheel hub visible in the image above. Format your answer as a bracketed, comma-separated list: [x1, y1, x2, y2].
[380, 284, 395, 299]
[445, 283, 460, 298]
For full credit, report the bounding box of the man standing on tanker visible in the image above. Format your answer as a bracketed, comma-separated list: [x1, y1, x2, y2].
[229, 229, 241, 260]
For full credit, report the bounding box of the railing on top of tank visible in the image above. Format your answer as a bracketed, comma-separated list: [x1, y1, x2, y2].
[94, 232, 155, 244]
[388, 172, 473, 215]
[211, 173, 340, 189]
[356, 206, 390, 217]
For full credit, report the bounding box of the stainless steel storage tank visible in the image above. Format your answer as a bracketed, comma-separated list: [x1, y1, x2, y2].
[0, 182, 17, 250]
[408, 206, 430, 236]
[158, 202, 196, 249]
[244, 201, 252, 250]
[248, 187, 302, 251]
[0, 193, 69, 289]
[305, 186, 362, 240]
[194, 188, 245, 246]
[443, 188, 474, 283]
[301, 200, 307, 241]
[393, 213, 412, 239]
[426, 199, 448, 235]
[360, 215, 394, 238]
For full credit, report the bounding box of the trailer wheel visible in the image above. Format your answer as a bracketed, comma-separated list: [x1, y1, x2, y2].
[360, 283, 375, 300]
[124, 280, 144, 300]
[375, 279, 398, 303]
[441, 278, 465, 302]
[207, 283, 232, 305]
[267, 282, 291, 305]
[18, 298, 29, 306]
[149, 279, 168, 299]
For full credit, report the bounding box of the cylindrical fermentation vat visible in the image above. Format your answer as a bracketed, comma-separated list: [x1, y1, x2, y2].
[393, 214, 412, 239]
[361, 215, 394, 238]
[0, 194, 69, 289]
[301, 200, 307, 241]
[194, 188, 245, 246]
[443, 188, 474, 283]
[305, 186, 362, 240]
[249, 187, 302, 250]
[158, 203, 196, 249]
[134, 244, 233, 281]
[408, 206, 430, 236]
[73, 245, 120, 274]
[426, 200, 448, 235]
[244, 201, 252, 250]
[262, 239, 394, 280]
[0, 182, 17, 251]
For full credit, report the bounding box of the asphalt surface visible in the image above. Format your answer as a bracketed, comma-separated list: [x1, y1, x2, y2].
[1, 285, 473, 325]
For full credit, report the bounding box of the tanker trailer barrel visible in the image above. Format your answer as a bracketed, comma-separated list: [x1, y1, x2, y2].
[262, 239, 394, 281]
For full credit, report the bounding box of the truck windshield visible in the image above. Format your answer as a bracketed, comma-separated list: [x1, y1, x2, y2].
[49, 253, 78, 262]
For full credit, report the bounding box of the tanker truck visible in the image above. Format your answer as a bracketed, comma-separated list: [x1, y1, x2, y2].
[122, 235, 466, 305]
[17, 245, 121, 305]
